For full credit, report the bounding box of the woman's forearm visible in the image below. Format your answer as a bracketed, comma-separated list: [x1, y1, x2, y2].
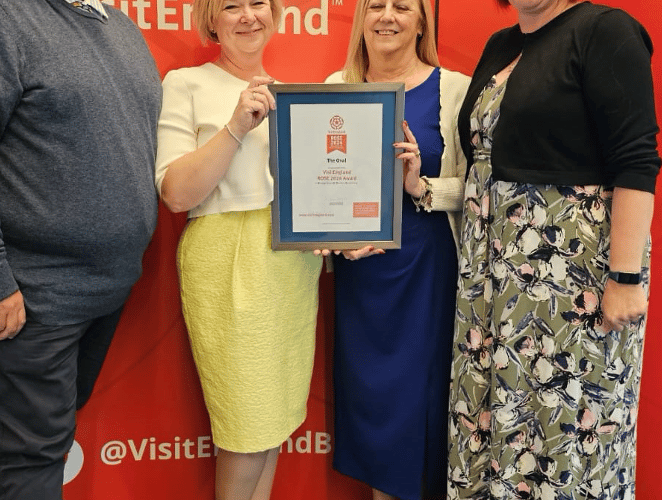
[608, 187, 654, 273]
[160, 126, 241, 213]
[600, 186, 653, 330]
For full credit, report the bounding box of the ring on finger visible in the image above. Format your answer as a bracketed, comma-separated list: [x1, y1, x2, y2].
[415, 150, 421, 158]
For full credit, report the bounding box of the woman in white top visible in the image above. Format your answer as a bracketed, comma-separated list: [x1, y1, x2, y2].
[155, 0, 322, 498]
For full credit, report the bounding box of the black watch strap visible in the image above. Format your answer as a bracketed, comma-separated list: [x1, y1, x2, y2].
[608, 271, 642, 285]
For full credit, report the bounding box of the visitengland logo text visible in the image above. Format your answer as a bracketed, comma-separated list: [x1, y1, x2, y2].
[101, 0, 334, 35]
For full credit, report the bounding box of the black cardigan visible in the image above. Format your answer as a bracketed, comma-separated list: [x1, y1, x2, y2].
[458, 2, 660, 193]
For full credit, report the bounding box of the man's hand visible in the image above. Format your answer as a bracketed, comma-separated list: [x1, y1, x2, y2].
[0, 290, 26, 340]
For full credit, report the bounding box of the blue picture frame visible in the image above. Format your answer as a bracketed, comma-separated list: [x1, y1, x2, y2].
[268, 82, 404, 250]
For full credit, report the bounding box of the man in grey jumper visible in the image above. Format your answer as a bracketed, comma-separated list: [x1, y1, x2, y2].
[0, 1, 162, 498]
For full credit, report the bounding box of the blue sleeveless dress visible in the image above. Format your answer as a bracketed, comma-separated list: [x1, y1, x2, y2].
[332, 68, 458, 500]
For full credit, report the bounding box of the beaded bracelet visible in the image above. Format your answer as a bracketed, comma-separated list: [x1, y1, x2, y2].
[412, 177, 433, 212]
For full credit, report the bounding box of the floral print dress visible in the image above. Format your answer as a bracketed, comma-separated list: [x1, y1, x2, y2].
[447, 76, 650, 500]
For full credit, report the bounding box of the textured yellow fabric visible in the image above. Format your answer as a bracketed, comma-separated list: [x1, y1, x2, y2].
[177, 207, 322, 453]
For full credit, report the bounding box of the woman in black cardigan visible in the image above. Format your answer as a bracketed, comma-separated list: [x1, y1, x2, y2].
[447, 1, 660, 498]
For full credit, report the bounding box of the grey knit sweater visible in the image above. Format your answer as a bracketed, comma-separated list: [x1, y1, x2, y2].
[0, 0, 162, 324]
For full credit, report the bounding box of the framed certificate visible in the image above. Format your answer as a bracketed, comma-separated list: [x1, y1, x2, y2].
[268, 82, 405, 251]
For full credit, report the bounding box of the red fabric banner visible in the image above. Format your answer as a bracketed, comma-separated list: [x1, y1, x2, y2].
[63, 1, 662, 498]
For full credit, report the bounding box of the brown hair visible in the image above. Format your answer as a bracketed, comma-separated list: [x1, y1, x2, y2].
[342, 0, 440, 83]
[193, 0, 283, 44]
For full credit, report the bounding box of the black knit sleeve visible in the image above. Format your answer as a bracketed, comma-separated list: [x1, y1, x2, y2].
[582, 9, 660, 193]
[458, 26, 524, 174]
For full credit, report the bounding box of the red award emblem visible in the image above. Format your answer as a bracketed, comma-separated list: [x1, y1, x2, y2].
[327, 134, 347, 153]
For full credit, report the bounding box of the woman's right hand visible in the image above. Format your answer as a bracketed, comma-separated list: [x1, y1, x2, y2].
[228, 76, 276, 139]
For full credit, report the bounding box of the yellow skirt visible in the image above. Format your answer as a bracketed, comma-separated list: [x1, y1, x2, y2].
[177, 206, 322, 452]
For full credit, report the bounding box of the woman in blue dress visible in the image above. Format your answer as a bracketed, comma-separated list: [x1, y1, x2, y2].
[325, 0, 469, 497]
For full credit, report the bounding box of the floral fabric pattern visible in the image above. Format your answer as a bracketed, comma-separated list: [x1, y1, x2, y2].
[447, 78, 650, 500]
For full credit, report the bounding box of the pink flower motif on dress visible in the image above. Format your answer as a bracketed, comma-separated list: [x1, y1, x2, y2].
[468, 191, 493, 241]
[458, 327, 493, 372]
[561, 290, 602, 331]
[560, 408, 618, 456]
[512, 263, 554, 301]
[557, 184, 611, 225]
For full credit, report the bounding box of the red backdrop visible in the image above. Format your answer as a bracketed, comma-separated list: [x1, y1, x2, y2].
[63, 1, 662, 498]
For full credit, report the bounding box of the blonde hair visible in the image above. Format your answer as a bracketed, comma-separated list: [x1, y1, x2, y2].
[192, 0, 283, 44]
[342, 0, 439, 83]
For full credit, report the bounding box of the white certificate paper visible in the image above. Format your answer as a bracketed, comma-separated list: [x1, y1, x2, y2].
[290, 103, 383, 232]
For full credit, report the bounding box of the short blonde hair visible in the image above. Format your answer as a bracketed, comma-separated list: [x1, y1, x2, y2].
[192, 0, 283, 44]
[342, 0, 439, 83]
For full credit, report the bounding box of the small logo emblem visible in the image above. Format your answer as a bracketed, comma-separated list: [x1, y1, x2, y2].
[63, 440, 84, 485]
[327, 115, 347, 153]
[330, 115, 344, 130]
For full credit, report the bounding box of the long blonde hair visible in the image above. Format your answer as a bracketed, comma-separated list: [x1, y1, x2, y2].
[342, 0, 440, 83]
[192, 0, 283, 44]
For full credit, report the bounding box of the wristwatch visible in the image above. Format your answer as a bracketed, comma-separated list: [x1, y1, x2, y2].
[608, 271, 642, 285]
